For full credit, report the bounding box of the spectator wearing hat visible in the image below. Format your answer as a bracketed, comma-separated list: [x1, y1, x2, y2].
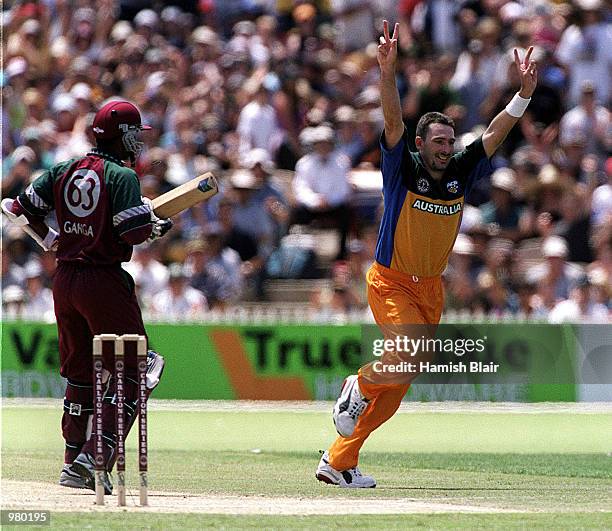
[187, 226, 243, 309]
[479, 168, 523, 240]
[559, 81, 610, 157]
[134, 9, 159, 40]
[123, 244, 170, 309]
[22, 260, 55, 322]
[228, 169, 278, 264]
[6, 18, 50, 78]
[150, 262, 208, 320]
[243, 148, 288, 206]
[291, 125, 352, 258]
[237, 79, 284, 159]
[160, 6, 187, 49]
[475, 269, 518, 317]
[218, 198, 259, 265]
[548, 274, 608, 323]
[4, 57, 30, 149]
[2, 285, 27, 320]
[519, 164, 568, 238]
[335, 105, 364, 163]
[53, 93, 93, 162]
[2, 146, 37, 198]
[68, 7, 104, 60]
[21, 88, 46, 131]
[591, 160, 612, 228]
[527, 235, 583, 301]
[444, 233, 479, 312]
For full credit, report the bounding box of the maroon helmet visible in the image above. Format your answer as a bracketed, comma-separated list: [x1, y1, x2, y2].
[92, 100, 151, 157]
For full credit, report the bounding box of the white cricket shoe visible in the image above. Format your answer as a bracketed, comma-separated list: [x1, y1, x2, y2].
[315, 451, 376, 488]
[333, 375, 369, 437]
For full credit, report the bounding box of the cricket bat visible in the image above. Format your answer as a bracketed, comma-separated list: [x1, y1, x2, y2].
[150, 172, 219, 218]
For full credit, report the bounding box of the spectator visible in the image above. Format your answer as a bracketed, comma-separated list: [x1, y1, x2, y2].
[229, 169, 276, 259]
[150, 262, 208, 320]
[556, 188, 594, 263]
[548, 275, 608, 323]
[555, 0, 611, 105]
[559, 81, 610, 157]
[22, 260, 55, 322]
[591, 160, 612, 228]
[331, 0, 375, 53]
[334, 105, 364, 163]
[527, 236, 583, 302]
[1, 247, 24, 289]
[2, 146, 37, 198]
[2, 286, 27, 320]
[479, 168, 523, 241]
[1, 3, 609, 319]
[291, 125, 352, 258]
[237, 80, 283, 158]
[123, 244, 169, 308]
[450, 39, 489, 132]
[187, 226, 243, 309]
[513, 278, 540, 320]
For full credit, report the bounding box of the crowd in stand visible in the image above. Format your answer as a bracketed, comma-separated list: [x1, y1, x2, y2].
[2, 0, 610, 323]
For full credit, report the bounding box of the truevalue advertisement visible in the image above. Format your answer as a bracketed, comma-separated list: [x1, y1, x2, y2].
[1, 321, 610, 401]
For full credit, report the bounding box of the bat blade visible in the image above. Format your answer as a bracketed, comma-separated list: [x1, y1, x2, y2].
[150, 172, 219, 218]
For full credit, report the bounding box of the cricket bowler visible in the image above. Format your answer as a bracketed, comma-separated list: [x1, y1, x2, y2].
[316, 20, 538, 487]
[2, 100, 170, 494]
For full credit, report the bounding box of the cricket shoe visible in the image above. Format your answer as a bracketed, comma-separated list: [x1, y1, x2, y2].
[71, 452, 113, 495]
[146, 349, 165, 390]
[59, 463, 88, 489]
[333, 375, 369, 437]
[315, 451, 376, 488]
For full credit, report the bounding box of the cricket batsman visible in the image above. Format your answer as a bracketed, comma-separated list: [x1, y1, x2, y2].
[316, 21, 538, 487]
[2, 100, 172, 493]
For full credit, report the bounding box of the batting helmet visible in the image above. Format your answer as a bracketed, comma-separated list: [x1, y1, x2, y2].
[92, 100, 151, 157]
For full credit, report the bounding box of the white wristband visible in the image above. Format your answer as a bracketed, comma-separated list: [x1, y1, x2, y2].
[505, 93, 531, 118]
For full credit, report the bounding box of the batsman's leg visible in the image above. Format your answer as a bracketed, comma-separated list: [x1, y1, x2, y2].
[72, 350, 165, 492]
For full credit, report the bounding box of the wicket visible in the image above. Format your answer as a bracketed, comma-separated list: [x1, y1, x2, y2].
[92, 334, 148, 507]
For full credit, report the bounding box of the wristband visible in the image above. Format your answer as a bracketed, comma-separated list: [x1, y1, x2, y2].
[505, 93, 531, 118]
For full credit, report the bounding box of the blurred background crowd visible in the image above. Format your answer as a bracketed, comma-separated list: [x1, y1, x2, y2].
[2, 0, 611, 323]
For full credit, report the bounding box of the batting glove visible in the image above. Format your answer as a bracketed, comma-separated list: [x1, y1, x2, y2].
[149, 218, 173, 241]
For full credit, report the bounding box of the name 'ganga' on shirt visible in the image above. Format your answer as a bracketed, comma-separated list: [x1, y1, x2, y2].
[411, 198, 462, 216]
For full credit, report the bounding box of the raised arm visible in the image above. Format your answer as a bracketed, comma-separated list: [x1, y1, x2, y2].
[378, 20, 404, 150]
[482, 47, 538, 158]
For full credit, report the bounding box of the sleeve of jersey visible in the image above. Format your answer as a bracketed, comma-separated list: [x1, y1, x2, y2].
[455, 136, 493, 200]
[379, 129, 406, 187]
[16, 170, 56, 218]
[110, 168, 152, 245]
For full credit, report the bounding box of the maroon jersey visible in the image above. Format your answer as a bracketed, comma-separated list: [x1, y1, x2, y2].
[17, 151, 151, 265]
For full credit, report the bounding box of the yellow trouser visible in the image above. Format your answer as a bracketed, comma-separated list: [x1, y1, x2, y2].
[328, 262, 443, 471]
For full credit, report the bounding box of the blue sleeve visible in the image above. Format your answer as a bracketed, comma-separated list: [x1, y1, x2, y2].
[455, 137, 493, 202]
[380, 130, 406, 188]
[464, 158, 493, 202]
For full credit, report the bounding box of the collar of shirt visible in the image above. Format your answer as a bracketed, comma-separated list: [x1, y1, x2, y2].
[88, 148, 124, 166]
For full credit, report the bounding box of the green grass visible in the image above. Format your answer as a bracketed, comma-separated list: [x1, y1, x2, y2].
[5, 512, 611, 530]
[2, 405, 612, 529]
